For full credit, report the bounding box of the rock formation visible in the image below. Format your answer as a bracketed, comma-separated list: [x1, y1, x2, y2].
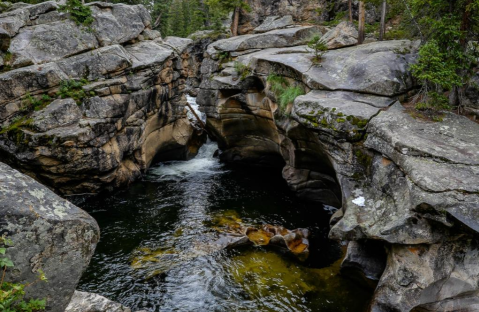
[0, 1, 204, 194]
[1, 1, 478, 311]
[0, 162, 100, 311]
[197, 19, 479, 311]
[65, 291, 132, 312]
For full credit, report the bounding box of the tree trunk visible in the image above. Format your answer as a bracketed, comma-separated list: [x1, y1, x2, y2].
[348, 0, 353, 23]
[153, 12, 163, 29]
[232, 7, 240, 37]
[358, 1, 366, 44]
[460, 0, 471, 48]
[379, 0, 387, 40]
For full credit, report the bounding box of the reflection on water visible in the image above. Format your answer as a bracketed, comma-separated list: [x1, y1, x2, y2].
[75, 98, 373, 311]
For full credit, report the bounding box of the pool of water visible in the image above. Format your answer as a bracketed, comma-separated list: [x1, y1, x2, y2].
[74, 97, 373, 312]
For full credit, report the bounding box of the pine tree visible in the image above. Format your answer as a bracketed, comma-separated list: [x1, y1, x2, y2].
[410, 0, 479, 110]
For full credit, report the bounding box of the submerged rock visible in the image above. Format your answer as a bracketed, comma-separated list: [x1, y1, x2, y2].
[246, 227, 274, 245]
[228, 248, 373, 311]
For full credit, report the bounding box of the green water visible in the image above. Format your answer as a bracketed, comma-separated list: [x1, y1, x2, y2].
[75, 142, 373, 311]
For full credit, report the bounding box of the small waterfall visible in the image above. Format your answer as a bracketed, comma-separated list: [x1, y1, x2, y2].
[147, 96, 222, 181]
[147, 141, 222, 181]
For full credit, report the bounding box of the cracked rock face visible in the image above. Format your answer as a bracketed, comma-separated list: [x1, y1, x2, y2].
[372, 240, 479, 312]
[198, 28, 479, 311]
[0, 2, 204, 194]
[0, 162, 100, 312]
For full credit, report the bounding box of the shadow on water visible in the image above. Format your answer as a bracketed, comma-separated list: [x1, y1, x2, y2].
[74, 97, 373, 311]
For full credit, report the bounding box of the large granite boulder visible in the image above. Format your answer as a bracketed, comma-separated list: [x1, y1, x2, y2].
[198, 38, 420, 208]
[320, 21, 358, 49]
[0, 162, 100, 311]
[31, 98, 82, 132]
[89, 2, 150, 47]
[206, 26, 322, 57]
[238, 0, 328, 34]
[253, 15, 294, 33]
[8, 19, 99, 68]
[237, 40, 419, 96]
[0, 2, 150, 69]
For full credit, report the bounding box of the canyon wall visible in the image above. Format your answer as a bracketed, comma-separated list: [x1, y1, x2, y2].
[197, 23, 479, 311]
[0, 1, 203, 195]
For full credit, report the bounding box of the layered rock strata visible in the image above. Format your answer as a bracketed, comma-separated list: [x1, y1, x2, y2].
[197, 23, 479, 311]
[0, 1, 203, 194]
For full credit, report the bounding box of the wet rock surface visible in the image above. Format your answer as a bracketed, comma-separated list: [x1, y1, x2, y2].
[66, 291, 132, 312]
[0, 162, 100, 311]
[0, 2, 203, 194]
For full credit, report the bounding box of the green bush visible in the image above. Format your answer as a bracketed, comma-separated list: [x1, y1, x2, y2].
[411, 40, 462, 92]
[233, 62, 251, 81]
[58, 79, 89, 104]
[23, 93, 52, 112]
[408, 0, 479, 112]
[218, 51, 231, 63]
[58, 0, 94, 27]
[266, 74, 305, 113]
[267, 74, 288, 95]
[279, 86, 305, 112]
[0, 116, 33, 135]
[0, 235, 47, 312]
[410, 40, 461, 112]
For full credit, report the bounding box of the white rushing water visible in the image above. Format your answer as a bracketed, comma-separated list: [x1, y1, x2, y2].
[147, 96, 223, 180]
[186, 94, 207, 124]
[147, 142, 223, 180]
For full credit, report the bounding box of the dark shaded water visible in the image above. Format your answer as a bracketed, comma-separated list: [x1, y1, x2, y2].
[74, 141, 373, 311]
[74, 96, 372, 312]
